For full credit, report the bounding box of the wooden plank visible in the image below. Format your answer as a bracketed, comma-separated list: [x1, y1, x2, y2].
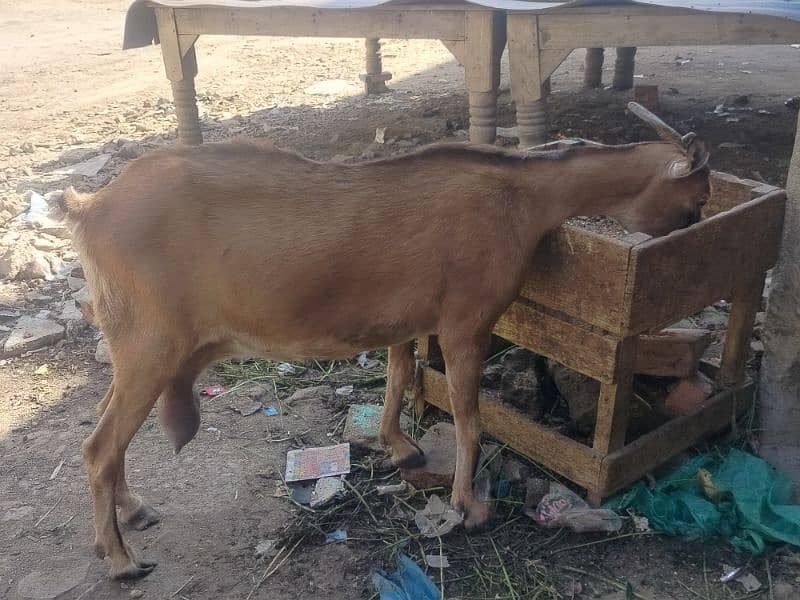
[635, 328, 712, 377]
[493, 299, 619, 383]
[623, 190, 786, 336]
[705, 171, 755, 217]
[520, 225, 633, 335]
[421, 366, 602, 490]
[598, 383, 754, 497]
[174, 7, 468, 40]
[593, 337, 636, 454]
[718, 272, 766, 386]
[537, 10, 800, 49]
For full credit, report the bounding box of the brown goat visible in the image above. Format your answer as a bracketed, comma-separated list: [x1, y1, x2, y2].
[63, 103, 709, 579]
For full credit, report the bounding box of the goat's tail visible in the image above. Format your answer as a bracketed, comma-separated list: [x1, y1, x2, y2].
[48, 186, 91, 223]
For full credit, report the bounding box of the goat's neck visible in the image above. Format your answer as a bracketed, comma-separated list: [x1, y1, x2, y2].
[510, 148, 653, 241]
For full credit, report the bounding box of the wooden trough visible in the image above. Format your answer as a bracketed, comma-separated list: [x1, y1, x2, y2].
[414, 172, 786, 503]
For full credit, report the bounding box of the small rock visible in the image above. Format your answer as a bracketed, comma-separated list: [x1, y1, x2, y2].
[72, 286, 95, 324]
[285, 385, 333, 404]
[255, 539, 278, 558]
[2, 316, 65, 358]
[786, 96, 800, 111]
[95, 338, 112, 364]
[401, 422, 456, 489]
[129, 590, 145, 599]
[67, 275, 86, 291]
[58, 299, 84, 323]
[309, 476, 346, 508]
[500, 368, 542, 416]
[342, 404, 411, 451]
[0, 193, 26, 220]
[117, 142, 144, 159]
[49, 153, 111, 178]
[21, 141, 36, 154]
[550, 362, 599, 433]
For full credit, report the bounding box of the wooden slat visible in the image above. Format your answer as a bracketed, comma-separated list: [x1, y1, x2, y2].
[421, 366, 602, 490]
[705, 172, 754, 217]
[537, 10, 800, 49]
[174, 7, 468, 40]
[493, 299, 619, 383]
[520, 225, 633, 335]
[623, 190, 786, 336]
[598, 383, 755, 497]
[634, 328, 712, 377]
[593, 337, 636, 454]
[718, 273, 766, 386]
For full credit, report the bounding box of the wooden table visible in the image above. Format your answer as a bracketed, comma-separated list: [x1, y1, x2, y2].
[505, 3, 800, 146]
[127, 1, 506, 145]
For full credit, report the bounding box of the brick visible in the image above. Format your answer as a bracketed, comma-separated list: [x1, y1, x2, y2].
[401, 422, 456, 489]
[633, 85, 659, 112]
[663, 372, 716, 417]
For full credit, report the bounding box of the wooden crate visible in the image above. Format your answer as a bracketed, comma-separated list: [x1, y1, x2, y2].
[415, 172, 786, 503]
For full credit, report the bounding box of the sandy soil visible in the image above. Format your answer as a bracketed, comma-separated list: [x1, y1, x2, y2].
[2, 1, 800, 599]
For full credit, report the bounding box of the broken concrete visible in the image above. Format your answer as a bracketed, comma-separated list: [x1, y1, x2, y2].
[2, 316, 64, 358]
[401, 422, 456, 489]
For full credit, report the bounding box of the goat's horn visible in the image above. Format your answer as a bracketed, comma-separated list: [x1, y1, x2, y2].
[627, 102, 683, 145]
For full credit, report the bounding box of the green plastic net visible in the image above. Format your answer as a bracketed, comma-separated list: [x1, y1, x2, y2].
[606, 449, 800, 554]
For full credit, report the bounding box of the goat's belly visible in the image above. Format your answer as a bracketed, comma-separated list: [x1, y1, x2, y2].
[216, 326, 420, 362]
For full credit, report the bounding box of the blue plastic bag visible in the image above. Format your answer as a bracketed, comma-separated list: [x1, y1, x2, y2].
[372, 554, 440, 600]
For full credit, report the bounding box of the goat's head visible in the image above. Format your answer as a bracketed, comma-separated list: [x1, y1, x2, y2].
[606, 102, 711, 237]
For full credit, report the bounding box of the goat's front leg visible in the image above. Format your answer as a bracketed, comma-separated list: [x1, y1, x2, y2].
[379, 341, 425, 468]
[440, 332, 492, 530]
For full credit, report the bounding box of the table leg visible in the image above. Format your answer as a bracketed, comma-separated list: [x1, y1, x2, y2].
[360, 38, 391, 95]
[463, 11, 506, 144]
[508, 14, 548, 147]
[613, 47, 637, 91]
[155, 8, 202, 145]
[584, 47, 605, 89]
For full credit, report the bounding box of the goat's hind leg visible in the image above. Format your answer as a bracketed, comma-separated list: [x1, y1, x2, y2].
[379, 341, 424, 468]
[82, 344, 177, 580]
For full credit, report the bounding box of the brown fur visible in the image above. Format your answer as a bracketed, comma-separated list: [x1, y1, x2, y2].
[69, 130, 709, 579]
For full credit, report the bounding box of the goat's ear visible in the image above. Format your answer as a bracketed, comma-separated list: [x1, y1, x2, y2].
[685, 136, 710, 174]
[666, 135, 709, 179]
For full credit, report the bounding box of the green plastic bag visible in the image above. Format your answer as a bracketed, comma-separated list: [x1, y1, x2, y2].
[606, 449, 800, 554]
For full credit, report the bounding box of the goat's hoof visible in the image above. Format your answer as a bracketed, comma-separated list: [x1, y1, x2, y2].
[121, 504, 161, 531]
[462, 500, 492, 532]
[110, 560, 156, 580]
[389, 433, 426, 469]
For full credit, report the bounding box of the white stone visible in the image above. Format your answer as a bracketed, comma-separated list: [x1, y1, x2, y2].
[3, 316, 64, 358]
[95, 338, 112, 364]
[58, 300, 84, 323]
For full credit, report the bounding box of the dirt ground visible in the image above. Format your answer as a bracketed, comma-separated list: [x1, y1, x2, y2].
[2, 1, 800, 599]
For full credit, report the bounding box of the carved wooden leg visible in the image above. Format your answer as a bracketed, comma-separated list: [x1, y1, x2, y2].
[462, 11, 506, 144]
[155, 8, 202, 145]
[613, 47, 637, 91]
[584, 47, 605, 89]
[719, 274, 766, 386]
[360, 38, 391, 95]
[508, 14, 548, 147]
[171, 73, 202, 145]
